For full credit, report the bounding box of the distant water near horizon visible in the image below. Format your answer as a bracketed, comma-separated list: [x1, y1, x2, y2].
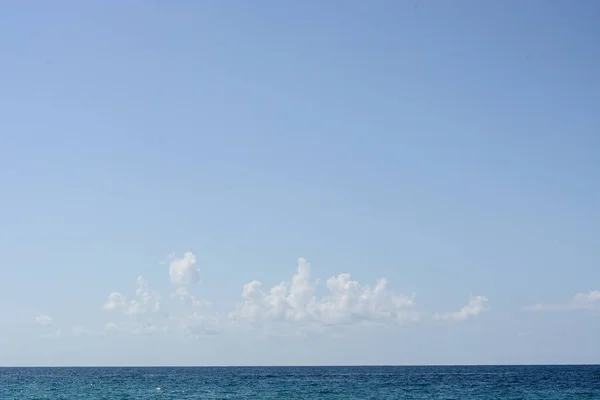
[1, 365, 599, 399]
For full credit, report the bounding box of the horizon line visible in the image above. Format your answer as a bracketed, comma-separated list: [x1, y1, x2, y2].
[2, 363, 599, 368]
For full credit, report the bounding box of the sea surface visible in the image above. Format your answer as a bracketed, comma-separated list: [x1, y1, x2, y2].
[1, 365, 599, 399]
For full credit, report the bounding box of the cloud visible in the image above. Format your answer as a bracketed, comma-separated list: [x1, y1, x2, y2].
[171, 284, 210, 308]
[56, 252, 523, 339]
[104, 321, 120, 332]
[41, 329, 62, 339]
[102, 277, 160, 315]
[168, 281, 216, 337]
[102, 292, 127, 310]
[229, 258, 418, 331]
[35, 315, 53, 326]
[100, 274, 169, 336]
[104, 321, 123, 333]
[175, 312, 220, 339]
[526, 290, 600, 312]
[136, 276, 152, 304]
[96, 251, 419, 339]
[129, 324, 169, 335]
[125, 276, 161, 315]
[433, 296, 489, 321]
[103, 320, 168, 335]
[99, 265, 212, 337]
[173, 286, 188, 297]
[169, 252, 200, 286]
[125, 301, 141, 315]
[71, 326, 90, 336]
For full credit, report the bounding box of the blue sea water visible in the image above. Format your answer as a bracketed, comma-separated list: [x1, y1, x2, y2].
[0, 365, 599, 399]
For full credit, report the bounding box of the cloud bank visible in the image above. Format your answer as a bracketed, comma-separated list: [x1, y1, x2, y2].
[96, 254, 421, 336]
[36, 252, 499, 338]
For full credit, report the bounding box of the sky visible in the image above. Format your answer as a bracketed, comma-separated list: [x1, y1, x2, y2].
[0, 0, 599, 366]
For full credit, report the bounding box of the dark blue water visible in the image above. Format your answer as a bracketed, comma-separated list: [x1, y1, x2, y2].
[1, 365, 599, 399]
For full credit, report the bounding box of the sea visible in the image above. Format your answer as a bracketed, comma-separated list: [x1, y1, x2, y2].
[1, 365, 599, 399]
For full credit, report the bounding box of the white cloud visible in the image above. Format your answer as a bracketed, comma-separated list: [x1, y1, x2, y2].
[35, 315, 53, 326]
[167, 276, 216, 337]
[169, 252, 200, 286]
[229, 258, 418, 331]
[125, 300, 142, 315]
[100, 275, 168, 336]
[136, 276, 152, 303]
[124, 276, 161, 315]
[433, 296, 489, 321]
[527, 290, 600, 312]
[103, 277, 160, 315]
[573, 290, 600, 304]
[171, 285, 210, 309]
[160, 252, 176, 265]
[319, 274, 417, 325]
[102, 292, 127, 310]
[188, 296, 211, 309]
[98, 258, 213, 337]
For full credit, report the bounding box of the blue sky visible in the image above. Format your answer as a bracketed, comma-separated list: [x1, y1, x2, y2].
[1, 0, 599, 366]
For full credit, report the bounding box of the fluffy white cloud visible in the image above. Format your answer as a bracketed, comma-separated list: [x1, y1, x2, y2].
[229, 258, 418, 331]
[527, 290, 600, 312]
[102, 292, 127, 310]
[434, 296, 489, 321]
[169, 252, 200, 286]
[35, 315, 53, 326]
[319, 274, 417, 325]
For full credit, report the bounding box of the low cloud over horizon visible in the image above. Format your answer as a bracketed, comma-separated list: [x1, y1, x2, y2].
[34, 252, 498, 339]
[526, 291, 600, 312]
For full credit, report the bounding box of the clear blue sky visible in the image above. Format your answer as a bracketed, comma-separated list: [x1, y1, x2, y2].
[1, 0, 599, 366]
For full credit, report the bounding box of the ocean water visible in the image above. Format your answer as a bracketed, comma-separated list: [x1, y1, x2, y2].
[1, 365, 598, 399]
